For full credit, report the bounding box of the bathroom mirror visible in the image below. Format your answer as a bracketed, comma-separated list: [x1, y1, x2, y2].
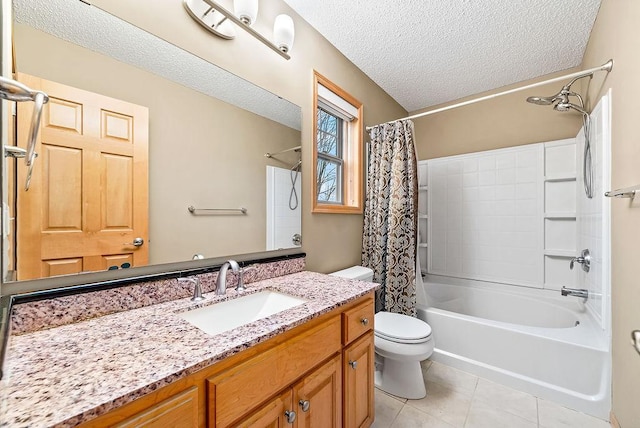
[4, 0, 302, 283]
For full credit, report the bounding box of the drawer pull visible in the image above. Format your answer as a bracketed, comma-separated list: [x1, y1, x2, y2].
[360, 318, 369, 326]
[285, 410, 296, 424]
[349, 360, 357, 369]
[299, 399, 310, 412]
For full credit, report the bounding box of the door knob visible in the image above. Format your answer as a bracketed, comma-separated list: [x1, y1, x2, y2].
[124, 237, 144, 247]
[360, 318, 369, 326]
[349, 360, 357, 369]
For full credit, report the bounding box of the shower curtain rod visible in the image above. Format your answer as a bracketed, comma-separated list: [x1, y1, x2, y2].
[264, 145, 302, 158]
[366, 59, 613, 131]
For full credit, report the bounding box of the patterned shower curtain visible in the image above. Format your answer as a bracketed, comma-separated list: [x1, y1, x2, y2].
[362, 120, 418, 316]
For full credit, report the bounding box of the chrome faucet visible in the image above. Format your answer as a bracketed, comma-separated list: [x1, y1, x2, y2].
[178, 277, 204, 301]
[561, 286, 588, 300]
[216, 260, 240, 295]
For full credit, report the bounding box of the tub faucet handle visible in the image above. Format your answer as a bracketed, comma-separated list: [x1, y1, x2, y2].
[570, 249, 591, 273]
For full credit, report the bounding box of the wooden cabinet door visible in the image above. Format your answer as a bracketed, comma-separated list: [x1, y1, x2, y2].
[343, 331, 374, 428]
[293, 354, 342, 428]
[113, 387, 198, 428]
[15, 73, 149, 280]
[236, 390, 293, 428]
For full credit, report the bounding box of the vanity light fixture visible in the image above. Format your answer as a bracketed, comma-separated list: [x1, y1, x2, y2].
[183, 0, 295, 60]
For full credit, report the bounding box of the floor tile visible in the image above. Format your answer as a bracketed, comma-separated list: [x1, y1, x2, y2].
[425, 361, 479, 395]
[538, 398, 610, 428]
[371, 389, 404, 428]
[406, 381, 472, 428]
[465, 399, 537, 428]
[472, 378, 538, 423]
[390, 405, 456, 428]
[377, 387, 408, 404]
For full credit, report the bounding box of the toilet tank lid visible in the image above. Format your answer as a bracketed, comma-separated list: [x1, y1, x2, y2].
[329, 266, 374, 281]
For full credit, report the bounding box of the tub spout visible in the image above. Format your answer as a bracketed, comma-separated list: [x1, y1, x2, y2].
[561, 286, 588, 299]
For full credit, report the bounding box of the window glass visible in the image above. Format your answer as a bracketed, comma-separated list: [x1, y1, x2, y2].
[317, 108, 341, 157]
[316, 158, 341, 203]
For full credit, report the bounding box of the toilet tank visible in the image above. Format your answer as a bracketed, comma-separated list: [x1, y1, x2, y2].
[329, 266, 374, 282]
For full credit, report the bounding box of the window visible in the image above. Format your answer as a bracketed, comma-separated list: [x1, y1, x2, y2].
[313, 71, 363, 214]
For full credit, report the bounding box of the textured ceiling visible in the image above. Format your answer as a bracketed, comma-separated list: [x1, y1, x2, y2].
[283, 0, 601, 112]
[14, 0, 301, 130]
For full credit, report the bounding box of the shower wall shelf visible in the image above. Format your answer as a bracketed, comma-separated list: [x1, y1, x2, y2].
[544, 174, 577, 183]
[604, 185, 640, 198]
[544, 212, 577, 219]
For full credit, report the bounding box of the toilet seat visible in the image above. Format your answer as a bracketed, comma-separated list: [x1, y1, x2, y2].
[374, 311, 432, 344]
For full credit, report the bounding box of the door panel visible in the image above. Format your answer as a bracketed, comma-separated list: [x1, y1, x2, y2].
[42, 258, 83, 277]
[15, 73, 149, 280]
[343, 332, 374, 428]
[41, 144, 83, 230]
[293, 354, 342, 428]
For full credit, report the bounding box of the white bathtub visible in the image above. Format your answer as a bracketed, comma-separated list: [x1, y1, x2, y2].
[418, 275, 610, 419]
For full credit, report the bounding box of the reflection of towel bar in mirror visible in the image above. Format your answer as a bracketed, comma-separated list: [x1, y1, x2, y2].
[188, 206, 248, 215]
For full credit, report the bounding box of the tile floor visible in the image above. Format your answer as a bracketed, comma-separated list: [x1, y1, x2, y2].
[372, 360, 610, 428]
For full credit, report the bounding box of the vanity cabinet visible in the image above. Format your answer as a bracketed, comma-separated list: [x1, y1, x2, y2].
[238, 354, 342, 428]
[77, 292, 374, 428]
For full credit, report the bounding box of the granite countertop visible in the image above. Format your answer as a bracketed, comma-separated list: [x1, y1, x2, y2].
[0, 271, 377, 428]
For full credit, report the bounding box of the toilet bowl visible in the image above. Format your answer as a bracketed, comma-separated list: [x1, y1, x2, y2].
[329, 265, 434, 399]
[374, 311, 433, 399]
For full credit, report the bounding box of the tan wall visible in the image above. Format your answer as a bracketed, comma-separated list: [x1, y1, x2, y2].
[88, 0, 407, 274]
[14, 25, 301, 265]
[412, 70, 583, 160]
[581, 0, 640, 425]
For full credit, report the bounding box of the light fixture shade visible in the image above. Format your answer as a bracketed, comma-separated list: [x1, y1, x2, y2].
[273, 14, 294, 53]
[234, 0, 258, 26]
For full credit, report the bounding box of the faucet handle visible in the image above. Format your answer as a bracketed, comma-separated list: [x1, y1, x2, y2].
[237, 266, 257, 293]
[178, 277, 204, 301]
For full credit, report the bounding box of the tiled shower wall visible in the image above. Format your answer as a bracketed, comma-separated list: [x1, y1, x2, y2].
[266, 166, 302, 251]
[428, 144, 545, 287]
[577, 91, 611, 331]
[427, 139, 588, 290]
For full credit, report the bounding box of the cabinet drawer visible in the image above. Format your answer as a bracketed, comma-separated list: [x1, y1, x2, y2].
[342, 299, 374, 344]
[208, 315, 341, 427]
[114, 387, 198, 428]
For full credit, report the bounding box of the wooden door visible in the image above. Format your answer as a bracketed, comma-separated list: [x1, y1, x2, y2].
[293, 354, 342, 428]
[343, 332, 374, 428]
[236, 390, 292, 428]
[15, 73, 148, 280]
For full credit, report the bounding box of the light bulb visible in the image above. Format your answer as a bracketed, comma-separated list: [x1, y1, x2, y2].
[273, 14, 294, 53]
[234, 0, 258, 26]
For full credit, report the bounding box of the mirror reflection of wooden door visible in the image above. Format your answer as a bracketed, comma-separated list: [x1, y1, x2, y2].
[15, 73, 149, 280]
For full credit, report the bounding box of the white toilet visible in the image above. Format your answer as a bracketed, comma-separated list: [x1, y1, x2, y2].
[330, 266, 434, 399]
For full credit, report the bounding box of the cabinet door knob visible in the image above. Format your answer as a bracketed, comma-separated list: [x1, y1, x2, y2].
[349, 360, 357, 369]
[299, 399, 310, 412]
[284, 410, 296, 424]
[360, 318, 369, 326]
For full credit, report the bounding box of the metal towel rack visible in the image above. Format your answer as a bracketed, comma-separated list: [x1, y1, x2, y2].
[604, 185, 640, 198]
[188, 205, 247, 215]
[0, 76, 49, 191]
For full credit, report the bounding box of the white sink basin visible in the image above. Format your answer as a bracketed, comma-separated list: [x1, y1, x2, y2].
[177, 290, 307, 336]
